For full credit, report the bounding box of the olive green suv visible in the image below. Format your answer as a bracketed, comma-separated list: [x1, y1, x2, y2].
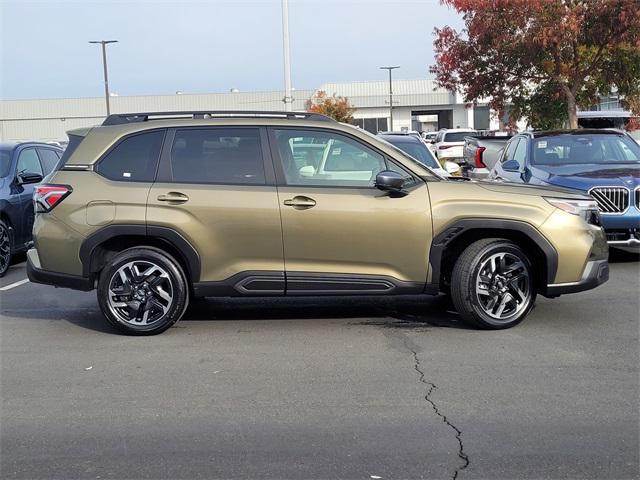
[27, 111, 609, 335]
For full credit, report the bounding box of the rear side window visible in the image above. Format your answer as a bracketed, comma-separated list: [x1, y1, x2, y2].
[97, 130, 165, 182]
[37, 149, 61, 175]
[170, 128, 265, 184]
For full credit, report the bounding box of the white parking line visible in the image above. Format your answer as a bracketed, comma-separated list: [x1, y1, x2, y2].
[0, 278, 30, 291]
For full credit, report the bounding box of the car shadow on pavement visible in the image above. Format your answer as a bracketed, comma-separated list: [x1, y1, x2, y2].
[183, 294, 468, 330]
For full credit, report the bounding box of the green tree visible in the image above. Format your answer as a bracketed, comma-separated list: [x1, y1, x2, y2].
[431, 0, 640, 129]
[306, 91, 355, 123]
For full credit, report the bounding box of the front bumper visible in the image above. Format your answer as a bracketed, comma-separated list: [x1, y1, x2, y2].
[545, 259, 609, 296]
[26, 248, 93, 291]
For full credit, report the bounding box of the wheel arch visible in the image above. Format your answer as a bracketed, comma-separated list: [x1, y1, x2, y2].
[79, 224, 201, 283]
[429, 219, 557, 293]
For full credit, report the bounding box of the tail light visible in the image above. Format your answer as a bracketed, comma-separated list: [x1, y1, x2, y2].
[34, 185, 72, 212]
[474, 147, 487, 168]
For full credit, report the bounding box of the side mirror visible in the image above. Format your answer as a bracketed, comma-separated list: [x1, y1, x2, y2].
[502, 160, 520, 172]
[299, 165, 316, 177]
[375, 170, 406, 196]
[444, 161, 461, 175]
[17, 172, 44, 184]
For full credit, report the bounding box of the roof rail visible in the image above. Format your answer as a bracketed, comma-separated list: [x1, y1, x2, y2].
[102, 110, 334, 126]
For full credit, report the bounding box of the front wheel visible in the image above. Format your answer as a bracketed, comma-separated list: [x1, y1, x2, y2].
[0, 220, 12, 278]
[450, 239, 536, 329]
[97, 247, 189, 335]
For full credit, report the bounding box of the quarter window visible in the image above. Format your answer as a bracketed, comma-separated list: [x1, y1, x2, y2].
[97, 130, 164, 182]
[274, 129, 388, 187]
[17, 148, 43, 176]
[170, 128, 265, 184]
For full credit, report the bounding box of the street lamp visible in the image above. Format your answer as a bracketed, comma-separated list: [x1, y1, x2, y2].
[89, 40, 118, 116]
[281, 0, 293, 111]
[380, 66, 400, 131]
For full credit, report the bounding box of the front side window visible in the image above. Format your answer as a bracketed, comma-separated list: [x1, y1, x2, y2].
[170, 128, 265, 184]
[97, 130, 164, 182]
[274, 129, 388, 187]
[513, 139, 528, 168]
[502, 138, 520, 162]
[17, 148, 43, 176]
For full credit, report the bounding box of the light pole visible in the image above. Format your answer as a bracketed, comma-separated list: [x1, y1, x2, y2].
[380, 66, 399, 131]
[89, 40, 118, 116]
[281, 0, 293, 111]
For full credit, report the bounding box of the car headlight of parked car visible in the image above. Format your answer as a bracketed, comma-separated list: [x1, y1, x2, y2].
[545, 197, 601, 226]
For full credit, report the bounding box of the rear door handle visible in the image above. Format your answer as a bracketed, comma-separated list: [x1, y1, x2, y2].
[283, 196, 316, 209]
[157, 192, 189, 204]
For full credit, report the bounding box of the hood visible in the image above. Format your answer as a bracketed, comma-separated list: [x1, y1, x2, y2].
[477, 180, 590, 199]
[530, 163, 640, 191]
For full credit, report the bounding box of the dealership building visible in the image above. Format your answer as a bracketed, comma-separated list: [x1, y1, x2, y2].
[0, 79, 499, 142]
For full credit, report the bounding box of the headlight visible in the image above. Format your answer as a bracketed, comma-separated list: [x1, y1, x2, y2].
[545, 197, 601, 226]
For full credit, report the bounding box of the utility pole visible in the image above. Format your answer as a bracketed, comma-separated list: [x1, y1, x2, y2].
[380, 66, 399, 131]
[89, 40, 118, 116]
[281, 0, 293, 111]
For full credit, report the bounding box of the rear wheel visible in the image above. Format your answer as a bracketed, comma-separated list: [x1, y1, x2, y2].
[97, 247, 189, 335]
[0, 220, 12, 278]
[451, 239, 536, 329]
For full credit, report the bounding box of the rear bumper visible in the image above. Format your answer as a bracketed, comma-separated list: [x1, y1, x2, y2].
[545, 259, 609, 296]
[26, 248, 93, 291]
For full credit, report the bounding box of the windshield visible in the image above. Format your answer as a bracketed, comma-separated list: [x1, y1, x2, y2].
[0, 149, 12, 177]
[532, 134, 640, 165]
[383, 138, 439, 168]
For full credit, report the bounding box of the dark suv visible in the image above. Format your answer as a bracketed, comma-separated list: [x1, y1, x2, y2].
[0, 142, 63, 276]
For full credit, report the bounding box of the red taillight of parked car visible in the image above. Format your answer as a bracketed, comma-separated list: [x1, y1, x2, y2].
[474, 147, 487, 168]
[34, 185, 72, 213]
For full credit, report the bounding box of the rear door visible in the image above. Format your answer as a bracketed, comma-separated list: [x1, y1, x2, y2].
[147, 127, 284, 293]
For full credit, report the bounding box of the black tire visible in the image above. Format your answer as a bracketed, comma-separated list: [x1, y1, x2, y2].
[0, 220, 12, 278]
[97, 247, 189, 335]
[450, 238, 536, 329]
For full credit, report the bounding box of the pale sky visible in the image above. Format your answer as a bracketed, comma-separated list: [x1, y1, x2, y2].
[0, 0, 463, 99]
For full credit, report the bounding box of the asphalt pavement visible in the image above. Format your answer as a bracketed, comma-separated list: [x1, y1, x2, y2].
[1, 252, 638, 479]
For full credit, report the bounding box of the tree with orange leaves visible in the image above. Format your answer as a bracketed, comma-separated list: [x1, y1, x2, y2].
[306, 91, 355, 123]
[431, 0, 640, 129]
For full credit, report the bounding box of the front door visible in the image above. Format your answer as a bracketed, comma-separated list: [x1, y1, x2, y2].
[270, 127, 432, 295]
[147, 127, 284, 294]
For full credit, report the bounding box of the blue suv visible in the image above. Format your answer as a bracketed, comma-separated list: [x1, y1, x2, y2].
[489, 129, 640, 250]
[0, 142, 64, 276]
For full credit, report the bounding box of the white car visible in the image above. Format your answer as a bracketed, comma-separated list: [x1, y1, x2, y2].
[431, 128, 478, 163]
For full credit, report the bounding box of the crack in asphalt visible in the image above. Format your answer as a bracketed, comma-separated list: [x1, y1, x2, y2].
[404, 338, 470, 480]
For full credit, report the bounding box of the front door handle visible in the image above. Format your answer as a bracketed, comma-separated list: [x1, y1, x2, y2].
[157, 192, 189, 204]
[283, 196, 316, 209]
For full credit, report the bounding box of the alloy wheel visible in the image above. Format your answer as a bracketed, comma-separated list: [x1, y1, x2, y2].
[107, 260, 174, 326]
[0, 225, 10, 273]
[475, 252, 532, 322]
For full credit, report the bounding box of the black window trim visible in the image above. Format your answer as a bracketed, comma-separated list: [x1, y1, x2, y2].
[266, 126, 423, 190]
[155, 126, 276, 186]
[94, 128, 168, 183]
